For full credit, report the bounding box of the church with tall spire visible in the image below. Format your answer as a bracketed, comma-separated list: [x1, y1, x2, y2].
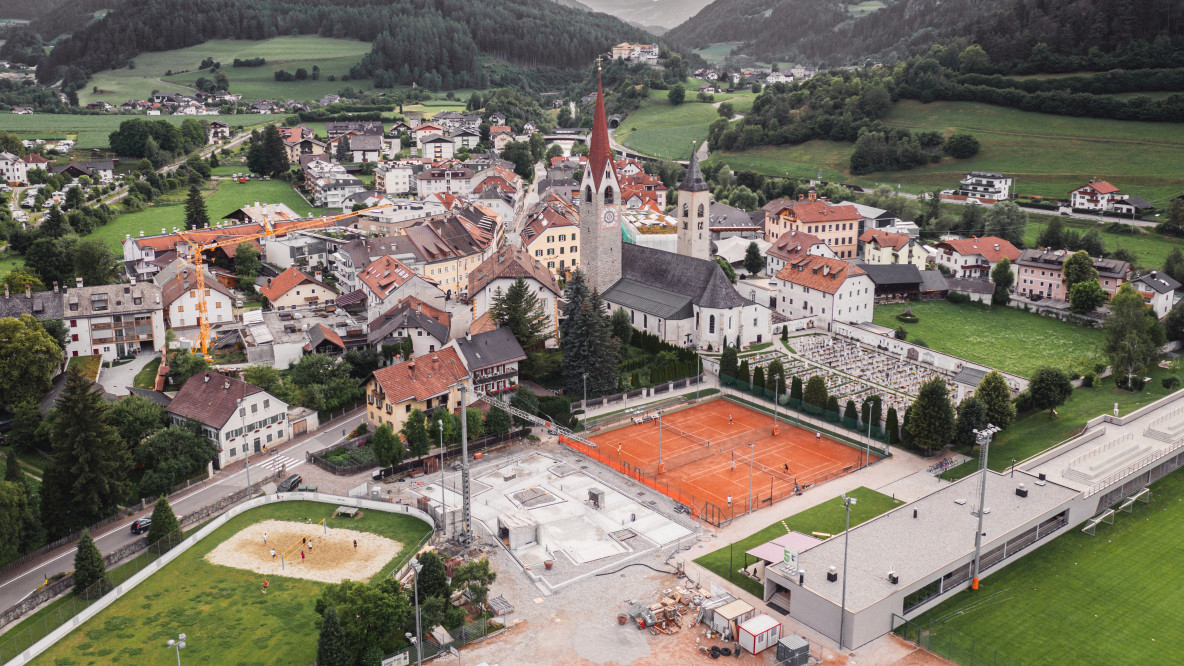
[579, 73, 771, 350]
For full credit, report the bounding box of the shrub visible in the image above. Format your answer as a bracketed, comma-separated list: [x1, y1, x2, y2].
[1162, 376, 1181, 390]
[1094, 363, 1107, 375]
[896, 309, 919, 323]
[894, 326, 908, 340]
[947, 291, 970, 304]
[1082, 372, 1097, 388]
[912, 339, 928, 348]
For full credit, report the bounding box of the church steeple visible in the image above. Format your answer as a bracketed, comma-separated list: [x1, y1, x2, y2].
[678, 144, 710, 192]
[677, 141, 712, 261]
[578, 67, 622, 294]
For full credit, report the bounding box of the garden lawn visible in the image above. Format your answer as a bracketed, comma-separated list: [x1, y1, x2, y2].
[695, 487, 903, 597]
[29, 502, 431, 666]
[0, 114, 262, 151]
[943, 367, 1178, 481]
[80, 37, 373, 105]
[67, 354, 102, 381]
[88, 179, 326, 253]
[616, 98, 722, 160]
[910, 467, 1184, 666]
[710, 99, 1184, 202]
[133, 357, 162, 390]
[873, 301, 1105, 378]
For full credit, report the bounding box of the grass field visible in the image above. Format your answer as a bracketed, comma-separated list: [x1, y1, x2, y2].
[89, 179, 325, 253]
[30, 501, 431, 665]
[710, 99, 1184, 202]
[693, 43, 742, 65]
[81, 37, 373, 105]
[0, 114, 263, 150]
[133, 357, 161, 390]
[944, 366, 1178, 481]
[910, 466, 1184, 666]
[694, 487, 903, 597]
[873, 301, 1105, 378]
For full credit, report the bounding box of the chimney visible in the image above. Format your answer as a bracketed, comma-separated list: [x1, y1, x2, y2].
[53, 281, 58, 293]
[75, 277, 83, 289]
[267, 277, 273, 288]
[126, 234, 131, 240]
[408, 361, 416, 380]
[994, 244, 1000, 251]
[140, 230, 144, 237]
[162, 228, 167, 235]
[224, 380, 230, 390]
[129, 276, 136, 286]
[204, 374, 210, 383]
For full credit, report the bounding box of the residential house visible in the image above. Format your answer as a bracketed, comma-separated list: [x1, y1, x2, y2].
[772, 256, 874, 325]
[415, 167, 474, 198]
[223, 202, 301, 225]
[357, 254, 447, 323]
[412, 123, 445, 146]
[1015, 249, 1131, 301]
[520, 202, 579, 276]
[956, 172, 1013, 201]
[934, 237, 1020, 281]
[61, 278, 167, 361]
[259, 265, 336, 311]
[53, 161, 114, 183]
[364, 348, 469, 432]
[1132, 271, 1181, 318]
[159, 266, 235, 330]
[859, 229, 927, 269]
[1069, 180, 1151, 215]
[338, 199, 448, 236]
[709, 201, 763, 240]
[304, 323, 346, 356]
[611, 42, 659, 65]
[282, 134, 327, 164]
[451, 127, 480, 149]
[209, 120, 230, 141]
[168, 370, 289, 469]
[11, 106, 33, 114]
[467, 245, 563, 347]
[368, 295, 452, 357]
[762, 194, 861, 258]
[264, 233, 329, 271]
[487, 112, 506, 126]
[857, 263, 923, 301]
[838, 201, 917, 237]
[325, 121, 383, 139]
[374, 162, 417, 195]
[0, 151, 27, 185]
[307, 162, 366, 207]
[449, 327, 526, 396]
[339, 134, 382, 162]
[765, 229, 834, 277]
[490, 125, 513, 152]
[419, 134, 456, 161]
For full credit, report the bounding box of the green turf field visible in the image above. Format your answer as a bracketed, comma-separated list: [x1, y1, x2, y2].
[709, 99, 1184, 203]
[695, 487, 904, 597]
[90, 179, 326, 253]
[29, 501, 431, 665]
[80, 37, 374, 105]
[909, 466, 1184, 666]
[0, 114, 262, 150]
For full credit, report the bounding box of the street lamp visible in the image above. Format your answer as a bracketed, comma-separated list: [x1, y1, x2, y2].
[657, 410, 663, 466]
[747, 441, 755, 514]
[837, 495, 856, 651]
[165, 633, 186, 666]
[408, 558, 424, 666]
[581, 372, 588, 433]
[238, 398, 250, 490]
[437, 420, 446, 534]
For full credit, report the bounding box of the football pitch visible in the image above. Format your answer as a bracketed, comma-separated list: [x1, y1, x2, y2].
[908, 468, 1184, 665]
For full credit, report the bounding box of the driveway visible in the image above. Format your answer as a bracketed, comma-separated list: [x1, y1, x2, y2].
[100, 352, 159, 396]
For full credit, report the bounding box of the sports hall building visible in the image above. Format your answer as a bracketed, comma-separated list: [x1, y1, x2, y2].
[760, 390, 1184, 648]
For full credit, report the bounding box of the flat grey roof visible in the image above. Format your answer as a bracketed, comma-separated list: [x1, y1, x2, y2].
[602, 277, 693, 320]
[774, 470, 1077, 612]
[951, 366, 988, 387]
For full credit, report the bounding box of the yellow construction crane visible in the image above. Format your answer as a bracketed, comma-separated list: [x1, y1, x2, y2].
[177, 205, 393, 360]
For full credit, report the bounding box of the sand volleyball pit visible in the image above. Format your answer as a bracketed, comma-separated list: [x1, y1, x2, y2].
[205, 519, 402, 584]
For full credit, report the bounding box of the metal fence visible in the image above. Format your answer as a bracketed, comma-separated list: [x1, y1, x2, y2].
[379, 615, 507, 664]
[893, 615, 1023, 666]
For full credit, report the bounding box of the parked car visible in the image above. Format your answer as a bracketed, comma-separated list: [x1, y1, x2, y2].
[277, 473, 303, 493]
[130, 518, 151, 534]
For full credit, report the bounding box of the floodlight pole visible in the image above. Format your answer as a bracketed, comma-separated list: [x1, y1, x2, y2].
[582, 372, 588, 433]
[657, 411, 663, 466]
[971, 424, 999, 590]
[438, 420, 445, 534]
[838, 495, 856, 651]
[239, 398, 250, 491]
[747, 441, 755, 514]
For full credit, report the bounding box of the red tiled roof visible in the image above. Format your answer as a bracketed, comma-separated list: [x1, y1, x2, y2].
[467, 244, 561, 297]
[586, 73, 616, 190]
[763, 198, 860, 224]
[358, 255, 417, 300]
[312, 323, 345, 349]
[160, 266, 234, 309]
[767, 229, 825, 261]
[369, 347, 468, 404]
[936, 237, 1020, 263]
[167, 370, 264, 428]
[490, 125, 512, 136]
[470, 310, 497, 335]
[775, 255, 866, 294]
[860, 228, 912, 250]
[259, 265, 327, 301]
[1074, 180, 1119, 195]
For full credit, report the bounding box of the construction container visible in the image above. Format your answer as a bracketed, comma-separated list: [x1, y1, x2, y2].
[738, 614, 781, 655]
[777, 634, 810, 666]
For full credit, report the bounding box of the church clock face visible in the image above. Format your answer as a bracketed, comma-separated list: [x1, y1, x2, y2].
[602, 209, 617, 228]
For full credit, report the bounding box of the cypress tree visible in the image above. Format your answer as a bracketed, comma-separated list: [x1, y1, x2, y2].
[803, 376, 828, 409]
[826, 395, 840, 415]
[720, 346, 739, 380]
[870, 395, 883, 427]
[781, 325, 788, 341]
[183, 185, 208, 230]
[752, 367, 766, 393]
[146, 497, 181, 549]
[790, 376, 803, 402]
[317, 606, 352, 666]
[738, 360, 751, 386]
[844, 400, 858, 422]
[73, 530, 108, 597]
[886, 407, 900, 445]
[906, 377, 956, 455]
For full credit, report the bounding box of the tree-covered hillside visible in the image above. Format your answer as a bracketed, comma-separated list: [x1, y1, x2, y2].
[29, 0, 657, 92]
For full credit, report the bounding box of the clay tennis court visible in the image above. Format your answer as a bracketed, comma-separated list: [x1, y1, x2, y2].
[576, 400, 874, 522]
[205, 520, 401, 584]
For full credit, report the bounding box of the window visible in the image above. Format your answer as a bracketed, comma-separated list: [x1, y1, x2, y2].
[559, 234, 566, 241]
[547, 261, 555, 268]
[572, 233, 576, 242]
[70, 320, 76, 328]
[682, 203, 689, 218]
[264, 399, 270, 409]
[559, 247, 564, 254]
[71, 334, 78, 341]
[604, 187, 614, 204]
[251, 403, 258, 414]
[230, 447, 237, 457]
[405, 404, 411, 413]
[547, 235, 554, 242]
[571, 245, 577, 253]
[697, 203, 704, 218]
[239, 407, 246, 417]
[709, 315, 715, 333]
[643, 314, 647, 327]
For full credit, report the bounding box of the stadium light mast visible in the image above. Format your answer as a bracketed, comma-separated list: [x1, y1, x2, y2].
[838, 494, 856, 651]
[438, 420, 445, 535]
[971, 424, 1000, 590]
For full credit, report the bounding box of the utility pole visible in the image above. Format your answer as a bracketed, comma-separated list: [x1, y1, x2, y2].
[971, 424, 999, 590]
[458, 381, 473, 546]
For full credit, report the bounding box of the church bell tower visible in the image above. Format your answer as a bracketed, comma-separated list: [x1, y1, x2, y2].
[578, 67, 622, 295]
[676, 145, 711, 261]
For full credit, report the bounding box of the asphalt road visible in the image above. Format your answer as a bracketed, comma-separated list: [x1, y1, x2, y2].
[0, 410, 363, 612]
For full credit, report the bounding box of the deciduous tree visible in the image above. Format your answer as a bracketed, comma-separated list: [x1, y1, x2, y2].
[371, 424, 405, 469]
[317, 607, 352, 666]
[1028, 367, 1073, 418]
[975, 371, 1015, 430]
[400, 409, 430, 458]
[803, 376, 828, 409]
[906, 376, 955, 454]
[1069, 279, 1107, 314]
[0, 314, 61, 407]
[953, 396, 988, 448]
[1105, 283, 1165, 387]
[1062, 250, 1098, 293]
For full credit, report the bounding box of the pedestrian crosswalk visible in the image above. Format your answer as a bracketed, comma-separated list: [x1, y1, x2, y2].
[254, 454, 303, 472]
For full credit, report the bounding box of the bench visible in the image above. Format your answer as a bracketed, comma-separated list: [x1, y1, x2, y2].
[334, 506, 361, 519]
[297, 485, 318, 493]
